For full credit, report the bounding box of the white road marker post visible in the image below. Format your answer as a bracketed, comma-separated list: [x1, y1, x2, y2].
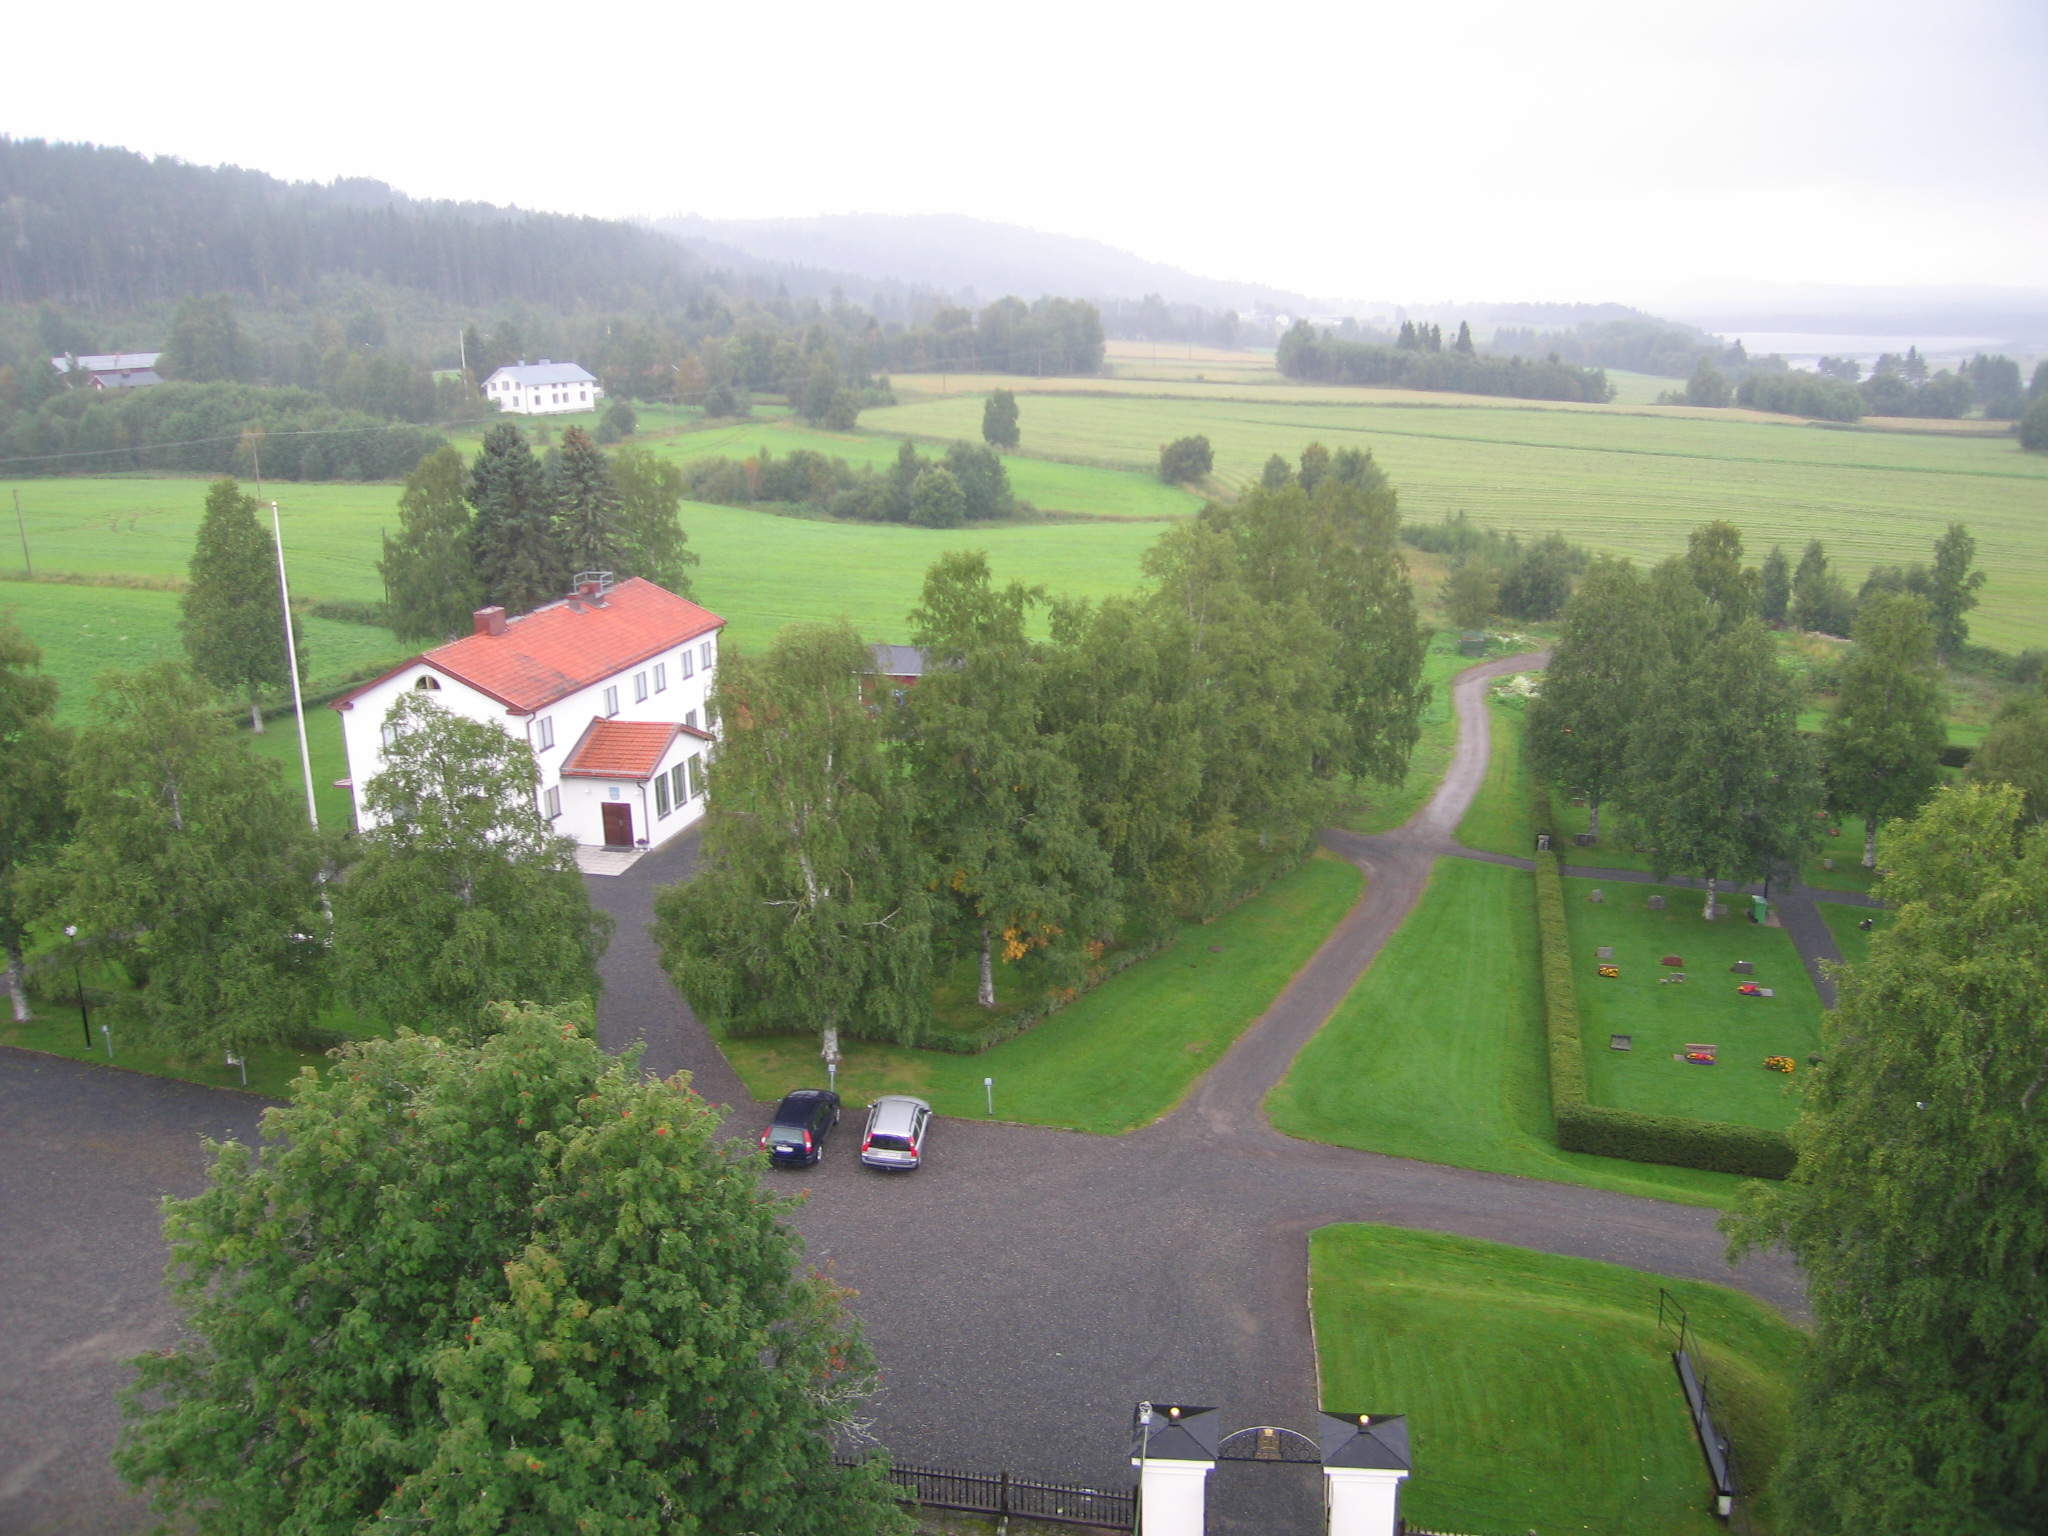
[984, 1077, 994, 1117]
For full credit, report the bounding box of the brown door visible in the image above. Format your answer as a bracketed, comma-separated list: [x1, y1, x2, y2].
[601, 802, 633, 847]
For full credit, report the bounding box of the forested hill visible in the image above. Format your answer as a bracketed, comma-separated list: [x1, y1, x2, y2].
[0, 138, 704, 312]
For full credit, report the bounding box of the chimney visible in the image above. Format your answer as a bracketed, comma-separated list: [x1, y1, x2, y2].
[474, 606, 508, 637]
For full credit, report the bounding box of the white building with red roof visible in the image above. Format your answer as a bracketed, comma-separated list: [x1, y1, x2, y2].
[332, 576, 722, 852]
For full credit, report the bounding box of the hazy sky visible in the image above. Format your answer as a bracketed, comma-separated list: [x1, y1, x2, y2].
[11, 0, 2045, 304]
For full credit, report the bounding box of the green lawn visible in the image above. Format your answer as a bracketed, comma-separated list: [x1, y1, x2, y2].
[1820, 900, 1890, 970]
[0, 579, 414, 721]
[1545, 793, 1658, 874]
[1268, 858, 1746, 1205]
[713, 851, 1362, 1133]
[1799, 814, 1881, 895]
[1337, 633, 1466, 835]
[860, 391, 2048, 652]
[1564, 878, 1820, 1130]
[244, 702, 355, 830]
[1454, 693, 1534, 856]
[1310, 1224, 1804, 1536]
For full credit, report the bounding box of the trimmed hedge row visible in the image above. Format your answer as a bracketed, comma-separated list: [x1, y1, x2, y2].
[1529, 786, 1796, 1180]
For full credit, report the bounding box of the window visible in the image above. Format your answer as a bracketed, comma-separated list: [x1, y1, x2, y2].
[687, 755, 706, 798]
[700, 640, 714, 670]
[603, 685, 619, 717]
[634, 671, 649, 703]
[654, 774, 671, 818]
[543, 785, 562, 819]
[679, 649, 694, 680]
[685, 708, 698, 731]
[414, 674, 439, 691]
[381, 722, 401, 749]
[670, 761, 687, 807]
[653, 663, 667, 693]
[536, 716, 555, 751]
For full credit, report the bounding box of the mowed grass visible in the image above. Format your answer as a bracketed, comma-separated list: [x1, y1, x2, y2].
[0, 579, 413, 720]
[1820, 900, 1891, 970]
[860, 392, 2048, 651]
[244, 703, 355, 829]
[1454, 694, 1535, 856]
[713, 852, 1362, 1132]
[1799, 815, 1881, 895]
[1269, 858, 1746, 1205]
[1311, 1225, 1803, 1536]
[1565, 877, 1820, 1130]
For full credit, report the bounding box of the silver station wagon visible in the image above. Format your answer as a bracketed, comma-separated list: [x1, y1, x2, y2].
[860, 1095, 932, 1171]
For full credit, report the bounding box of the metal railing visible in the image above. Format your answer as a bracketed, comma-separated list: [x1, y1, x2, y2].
[837, 1454, 1136, 1529]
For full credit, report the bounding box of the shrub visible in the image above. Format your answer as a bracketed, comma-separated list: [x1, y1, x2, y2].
[1158, 434, 1213, 485]
[1735, 371, 1864, 422]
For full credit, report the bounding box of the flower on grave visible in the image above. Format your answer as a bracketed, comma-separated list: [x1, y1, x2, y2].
[1764, 1055, 1796, 1073]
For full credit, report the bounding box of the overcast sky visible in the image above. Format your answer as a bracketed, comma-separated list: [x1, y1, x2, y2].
[10, 0, 2045, 304]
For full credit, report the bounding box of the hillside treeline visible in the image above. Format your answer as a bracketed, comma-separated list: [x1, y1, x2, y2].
[1, 381, 445, 480]
[1278, 321, 1612, 402]
[653, 458, 1429, 1045]
[679, 440, 1021, 525]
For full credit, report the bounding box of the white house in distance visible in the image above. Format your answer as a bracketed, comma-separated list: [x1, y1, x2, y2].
[481, 360, 602, 415]
[332, 577, 722, 851]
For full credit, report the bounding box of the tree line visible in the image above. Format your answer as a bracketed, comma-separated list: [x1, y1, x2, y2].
[679, 439, 1022, 527]
[653, 453, 1428, 1047]
[1277, 320, 1613, 403]
[1526, 519, 2013, 895]
[380, 425, 699, 636]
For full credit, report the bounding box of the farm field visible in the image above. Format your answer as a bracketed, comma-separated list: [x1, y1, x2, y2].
[860, 391, 2048, 651]
[1310, 1224, 1802, 1536]
[1565, 876, 1820, 1131]
[1267, 858, 1746, 1206]
[713, 852, 1362, 1135]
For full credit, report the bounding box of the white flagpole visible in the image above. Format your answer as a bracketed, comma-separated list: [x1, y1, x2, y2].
[269, 500, 319, 830]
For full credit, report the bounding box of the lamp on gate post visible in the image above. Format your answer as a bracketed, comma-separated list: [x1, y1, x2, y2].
[63, 925, 90, 1050]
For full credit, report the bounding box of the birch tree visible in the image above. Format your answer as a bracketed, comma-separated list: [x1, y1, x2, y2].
[1823, 593, 1944, 867]
[0, 622, 71, 1021]
[1528, 556, 1658, 840]
[654, 622, 933, 1044]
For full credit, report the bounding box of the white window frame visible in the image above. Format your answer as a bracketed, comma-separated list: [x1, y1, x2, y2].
[543, 785, 562, 819]
[634, 671, 649, 703]
[654, 774, 672, 819]
[700, 640, 714, 669]
[536, 716, 555, 751]
[679, 649, 694, 679]
[603, 685, 619, 717]
[685, 708, 698, 731]
[653, 663, 667, 693]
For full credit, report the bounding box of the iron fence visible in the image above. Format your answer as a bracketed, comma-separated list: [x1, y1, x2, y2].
[837, 1455, 1135, 1529]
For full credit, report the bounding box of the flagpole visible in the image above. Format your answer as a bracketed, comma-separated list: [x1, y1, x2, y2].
[269, 500, 319, 830]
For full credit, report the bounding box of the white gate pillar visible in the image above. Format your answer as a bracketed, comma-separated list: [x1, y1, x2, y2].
[1131, 1402, 1220, 1536]
[1319, 1412, 1411, 1536]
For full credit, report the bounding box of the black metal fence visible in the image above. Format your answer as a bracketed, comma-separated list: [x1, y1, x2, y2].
[837, 1455, 1136, 1529]
[1659, 1289, 1744, 1525]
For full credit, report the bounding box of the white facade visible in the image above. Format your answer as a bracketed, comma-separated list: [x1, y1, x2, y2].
[481, 359, 602, 416]
[335, 598, 720, 851]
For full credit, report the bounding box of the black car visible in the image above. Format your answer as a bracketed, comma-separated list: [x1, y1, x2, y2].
[758, 1089, 841, 1167]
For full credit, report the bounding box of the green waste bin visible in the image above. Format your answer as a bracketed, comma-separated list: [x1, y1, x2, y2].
[1752, 895, 1769, 924]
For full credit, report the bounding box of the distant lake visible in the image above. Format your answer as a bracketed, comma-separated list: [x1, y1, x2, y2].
[1712, 331, 2011, 362]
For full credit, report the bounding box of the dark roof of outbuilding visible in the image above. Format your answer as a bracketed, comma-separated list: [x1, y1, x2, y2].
[867, 643, 927, 677]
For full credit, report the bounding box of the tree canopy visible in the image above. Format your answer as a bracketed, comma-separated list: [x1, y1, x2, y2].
[181, 477, 303, 731]
[380, 445, 483, 642]
[1824, 594, 1944, 866]
[0, 620, 70, 1021]
[116, 1002, 909, 1536]
[981, 387, 1020, 448]
[1726, 785, 2048, 1535]
[468, 424, 564, 615]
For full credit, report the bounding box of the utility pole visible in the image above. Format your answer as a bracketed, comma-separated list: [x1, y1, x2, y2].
[268, 501, 319, 830]
[12, 490, 29, 578]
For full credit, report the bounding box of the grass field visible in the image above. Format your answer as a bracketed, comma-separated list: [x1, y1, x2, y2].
[1310, 1225, 1803, 1536]
[1268, 858, 1745, 1205]
[1454, 693, 1535, 856]
[1799, 815, 1881, 894]
[1565, 877, 1820, 1130]
[859, 392, 2048, 651]
[713, 852, 1362, 1132]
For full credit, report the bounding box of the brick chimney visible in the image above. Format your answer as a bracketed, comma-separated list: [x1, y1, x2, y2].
[474, 606, 508, 637]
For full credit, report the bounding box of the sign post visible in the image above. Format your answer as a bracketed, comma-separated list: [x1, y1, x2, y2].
[822, 1028, 841, 1094]
[984, 1077, 994, 1117]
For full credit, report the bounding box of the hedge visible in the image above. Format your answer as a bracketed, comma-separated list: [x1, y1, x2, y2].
[1530, 781, 1796, 1180]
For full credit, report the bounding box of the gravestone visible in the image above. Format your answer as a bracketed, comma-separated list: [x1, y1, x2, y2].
[1646, 894, 1666, 910]
[1596, 946, 1614, 960]
[1758, 988, 1775, 998]
[1588, 889, 1605, 904]
[1535, 833, 1552, 852]
[1712, 902, 1729, 917]
[1731, 960, 1754, 974]
[1822, 858, 1835, 871]
[1610, 1035, 1632, 1051]
[1574, 832, 1598, 847]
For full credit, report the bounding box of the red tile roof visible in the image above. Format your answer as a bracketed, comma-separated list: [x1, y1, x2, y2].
[333, 578, 722, 715]
[561, 719, 712, 780]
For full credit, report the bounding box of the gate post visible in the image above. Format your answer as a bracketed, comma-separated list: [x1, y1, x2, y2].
[1131, 1403, 1219, 1536]
[1319, 1412, 1412, 1536]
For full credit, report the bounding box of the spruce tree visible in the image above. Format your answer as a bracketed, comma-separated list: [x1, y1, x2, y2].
[1824, 594, 1944, 866]
[181, 477, 302, 733]
[467, 424, 563, 614]
[379, 445, 482, 641]
[554, 426, 626, 576]
[1757, 543, 1791, 624]
[1726, 785, 2048, 1535]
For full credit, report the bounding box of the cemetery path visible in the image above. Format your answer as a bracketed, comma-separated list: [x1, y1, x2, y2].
[0, 649, 1812, 1536]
